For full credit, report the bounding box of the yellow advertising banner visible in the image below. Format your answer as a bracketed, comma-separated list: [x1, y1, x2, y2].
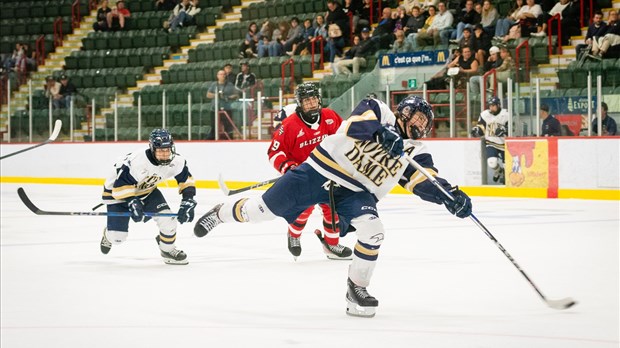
[505, 139, 549, 188]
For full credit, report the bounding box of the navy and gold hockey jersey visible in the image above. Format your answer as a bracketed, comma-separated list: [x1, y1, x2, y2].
[102, 149, 195, 204]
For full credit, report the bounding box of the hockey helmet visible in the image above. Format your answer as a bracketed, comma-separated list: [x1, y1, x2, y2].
[395, 96, 434, 140]
[294, 82, 322, 125]
[149, 128, 175, 165]
[488, 96, 501, 114]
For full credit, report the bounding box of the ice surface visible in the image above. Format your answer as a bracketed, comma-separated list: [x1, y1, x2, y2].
[1, 184, 618, 348]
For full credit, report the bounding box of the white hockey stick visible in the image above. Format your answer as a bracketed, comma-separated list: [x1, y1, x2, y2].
[404, 156, 576, 310]
[1, 119, 62, 160]
[217, 173, 279, 196]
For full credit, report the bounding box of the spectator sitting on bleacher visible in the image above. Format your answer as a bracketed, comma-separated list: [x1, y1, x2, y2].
[448, 0, 481, 43]
[44, 76, 61, 104]
[416, 2, 453, 47]
[223, 63, 236, 85]
[56, 75, 78, 109]
[591, 102, 618, 136]
[480, 0, 498, 36]
[577, 11, 606, 61]
[456, 27, 474, 50]
[531, 0, 580, 45]
[107, 1, 131, 31]
[240, 22, 259, 58]
[155, 0, 177, 12]
[2, 43, 24, 71]
[388, 29, 414, 53]
[494, 0, 524, 39]
[407, 5, 436, 49]
[343, 0, 363, 33]
[472, 23, 491, 66]
[325, 0, 349, 62]
[446, 45, 478, 88]
[267, 21, 290, 57]
[291, 19, 317, 56]
[167, 0, 200, 32]
[469, 45, 501, 94]
[332, 27, 374, 75]
[402, 0, 439, 17]
[394, 6, 410, 32]
[257, 20, 276, 58]
[284, 17, 304, 56]
[404, 6, 426, 37]
[21, 43, 37, 72]
[592, 10, 620, 59]
[425, 47, 460, 88]
[234, 62, 257, 92]
[207, 70, 240, 139]
[371, 7, 396, 49]
[93, 0, 112, 32]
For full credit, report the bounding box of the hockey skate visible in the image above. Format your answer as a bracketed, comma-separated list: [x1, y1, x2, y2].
[194, 203, 223, 237]
[156, 236, 188, 265]
[493, 167, 505, 184]
[314, 230, 353, 260]
[100, 228, 112, 254]
[287, 234, 301, 260]
[346, 278, 378, 318]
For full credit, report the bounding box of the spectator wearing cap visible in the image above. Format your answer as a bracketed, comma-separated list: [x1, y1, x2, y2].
[234, 62, 257, 92]
[472, 23, 491, 66]
[56, 75, 78, 109]
[469, 45, 500, 94]
[591, 102, 617, 136]
[333, 28, 375, 75]
[540, 104, 562, 136]
[44, 76, 61, 104]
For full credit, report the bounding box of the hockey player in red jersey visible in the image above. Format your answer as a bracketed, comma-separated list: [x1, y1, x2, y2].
[267, 82, 352, 260]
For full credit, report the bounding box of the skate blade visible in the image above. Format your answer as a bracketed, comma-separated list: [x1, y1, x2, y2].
[163, 258, 189, 265]
[346, 301, 376, 318]
[326, 254, 353, 260]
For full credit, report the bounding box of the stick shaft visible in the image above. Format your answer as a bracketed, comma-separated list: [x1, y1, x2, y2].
[1, 120, 61, 160]
[218, 176, 279, 196]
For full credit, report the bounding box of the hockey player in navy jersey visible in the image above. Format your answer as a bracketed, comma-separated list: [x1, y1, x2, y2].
[471, 96, 509, 184]
[100, 129, 197, 265]
[194, 96, 472, 317]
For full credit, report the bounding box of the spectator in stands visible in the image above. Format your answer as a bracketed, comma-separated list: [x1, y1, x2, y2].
[234, 62, 256, 92]
[592, 102, 617, 136]
[223, 63, 236, 85]
[240, 22, 259, 58]
[284, 17, 304, 55]
[407, 5, 436, 49]
[268, 20, 290, 57]
[494, 0, 524, 39]
[44, 76, 61, 104]
[291, 19, 317, 56]
[2, 43, 24, 71]
[93, 0, 112, 32]
[371, 7, 396, 43]
[155, 0, 177, 11]
[404, 6, 426, 37]
[577, 11, 606, 61]
[592, 10, 620, 58]
[540, 104, 562, 136]
[343, 0, 363, 32]
[456, 27, 474, 50]
[314, 14, 328, 38]
[446, 45, 478, 88]
[333, 27, 374, 75]
[21, 43, 36, 72]
[425, 47, 460, 89]
[449, 0, 481, 42]
[495, 47, 515, 85]
[207, 70, 240, 139]
[416, 2, 453, 46]
[469, 45, 501, 94]
[357, 0, 373, 33]
[472, 24, 491, 66]
[325, 0, 349, 61]
[480, 0, 498, 36]
[531, 0, 580, 45]
[389, 29, 414, 53]
[257, 20, 276, 58]
[168, 0, 200, 32]
[107, 1, 131, 31]
[513, 0, 542, 39]
[394, 6, 410, 32]
[402, 0, 439, 17]
[56, 75, 78, 109]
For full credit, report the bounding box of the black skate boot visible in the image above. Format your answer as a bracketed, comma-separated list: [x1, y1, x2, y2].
[346, 278, 379, 318]
[156, 236, 188, 265]
[194, 203, 223, 237]
[100, 228, 112, 254]
[287, 234, 301, 260]
[315, 230, 352, 260]
[493, 167, 505, 183]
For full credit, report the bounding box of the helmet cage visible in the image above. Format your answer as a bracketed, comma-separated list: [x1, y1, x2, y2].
[149, 129, 176, 165]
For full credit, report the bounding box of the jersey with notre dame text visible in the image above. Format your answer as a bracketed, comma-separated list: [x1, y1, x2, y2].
[268, 108, 342, 173]
[102, 149, 196, 204]
[307, 98, 452, 204]
[477, 108, 509, 149]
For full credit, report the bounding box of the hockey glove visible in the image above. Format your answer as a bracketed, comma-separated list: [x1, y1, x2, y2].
[471, 126, 484, 137]
[177, 198, 197, 224]
[128, 198, 145, 222]
[495, 125, 507, 137]
[441, 186, 472, 219]
[279, 160, 298, 174]
[374, 125, 403, 157]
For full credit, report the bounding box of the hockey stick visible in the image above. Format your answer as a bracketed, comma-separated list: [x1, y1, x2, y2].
[217, 173, 279, 196]
[17, 188, 177, 218]
[1, 119, 62, 160]
[404, 156, 576, 310]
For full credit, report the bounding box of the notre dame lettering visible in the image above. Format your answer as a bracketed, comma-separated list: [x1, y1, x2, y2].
[345, 141, 403, 186]
[138, 174, 162, 191]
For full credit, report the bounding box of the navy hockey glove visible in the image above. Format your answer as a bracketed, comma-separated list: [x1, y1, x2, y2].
[177, 198, 197, 224]
[442, 186, 472, 219]
[471, 126, 484, 137]
[495, 125, 507, 137]
[374, 125, 403, 157]
[128, 198, 145, 222]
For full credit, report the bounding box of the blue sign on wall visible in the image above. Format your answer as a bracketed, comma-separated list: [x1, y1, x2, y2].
[379, 50, 450, 68]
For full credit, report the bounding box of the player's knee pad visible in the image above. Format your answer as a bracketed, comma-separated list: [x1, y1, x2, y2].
[351, 214, 385, 248]
[487, 157, 499, 169]
[153, 209, 177, 235]
[106, 229, 128, 245]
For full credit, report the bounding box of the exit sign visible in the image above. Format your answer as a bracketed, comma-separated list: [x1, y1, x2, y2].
[408, 79, 417, 89]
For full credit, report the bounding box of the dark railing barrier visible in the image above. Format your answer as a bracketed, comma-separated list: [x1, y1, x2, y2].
[515, 39, 530, 83]
[71, 0, 81, 29]
[281, 58, 294, 93]
[482, 69, 497, 108]
[35, 35, 45, 66]
[547, 14, 562, 56]
[310, 36, 324, 72]
[53, 17, 64, 48]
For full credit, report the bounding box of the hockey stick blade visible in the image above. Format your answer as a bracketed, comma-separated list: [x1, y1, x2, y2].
[217, 175, 279, 196]
[547, 297, 577, 310]
[17, 188, 177, 217]
[1, 119, 62, 160]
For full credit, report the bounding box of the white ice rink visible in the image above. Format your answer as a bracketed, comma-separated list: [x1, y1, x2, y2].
[1, 183, 618, 348]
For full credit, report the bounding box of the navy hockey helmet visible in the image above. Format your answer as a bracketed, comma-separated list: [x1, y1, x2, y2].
[149, 128, 175, 165]
[395, 96, 434, 140]
[295, 82, 322, 125]
[488, 96, 501, 115]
